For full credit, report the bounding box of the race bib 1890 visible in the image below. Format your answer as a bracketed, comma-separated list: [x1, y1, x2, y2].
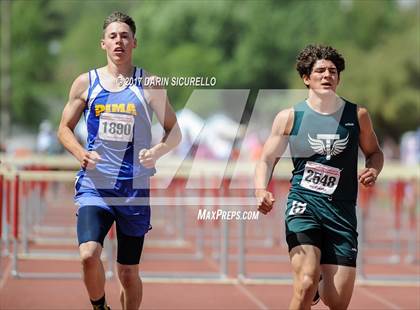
[98, 113, 134, 142]
[300, 161, 341, 195]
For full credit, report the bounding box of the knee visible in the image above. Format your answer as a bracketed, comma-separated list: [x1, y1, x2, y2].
[295, 273, 318, 300]
[301, 273, 317, 292]
[118, 266, 139, 288]
[80, 247, 100, 268]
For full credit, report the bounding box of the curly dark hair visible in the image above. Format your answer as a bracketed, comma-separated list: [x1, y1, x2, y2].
[296, 44, 345, 78]
[103, 11, 136, 36]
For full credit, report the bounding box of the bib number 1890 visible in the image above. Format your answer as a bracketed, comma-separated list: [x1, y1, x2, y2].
[102, 122, 132, 136]
[99, 113, 134, 142]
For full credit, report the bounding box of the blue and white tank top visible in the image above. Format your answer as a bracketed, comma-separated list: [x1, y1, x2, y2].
[80, 67, 156, 180]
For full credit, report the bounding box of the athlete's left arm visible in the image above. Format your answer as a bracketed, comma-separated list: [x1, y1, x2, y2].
[139, 75, 182, 168]
[358, 106, 384, 187]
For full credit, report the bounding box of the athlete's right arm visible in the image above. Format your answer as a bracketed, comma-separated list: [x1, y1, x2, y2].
[254, 108, 293, 214]
[57, 74, 101, 169]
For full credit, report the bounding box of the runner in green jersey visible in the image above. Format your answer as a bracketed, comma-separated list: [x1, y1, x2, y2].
[255, 45, 384, 310]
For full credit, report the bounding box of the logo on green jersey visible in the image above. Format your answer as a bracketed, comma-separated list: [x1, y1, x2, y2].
[308, 133, 349, 160]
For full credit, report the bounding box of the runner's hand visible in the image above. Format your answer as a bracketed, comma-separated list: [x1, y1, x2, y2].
[256, 189, 275, 215]
[139, 148, 157, 168]
[80, 151, 101, 170]
[358, 167, 378, 187]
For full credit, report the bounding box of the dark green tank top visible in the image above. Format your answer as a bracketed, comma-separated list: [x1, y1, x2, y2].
[288, 99, 360, 202]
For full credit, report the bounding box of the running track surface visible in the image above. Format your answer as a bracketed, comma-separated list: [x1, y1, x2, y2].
[1, 256, 419, 310]
[1, 182, 419, 309]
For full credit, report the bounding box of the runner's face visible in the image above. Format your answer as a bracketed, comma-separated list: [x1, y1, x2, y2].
[101, 22, 136, 64]
[303, 59, 340, 94]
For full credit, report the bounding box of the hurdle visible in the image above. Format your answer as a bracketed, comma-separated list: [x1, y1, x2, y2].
[138, 175, 208, 262]
[10, 166, 232, 282]
[139, 175, 232, 281]
[8, 170, 114, 279]
[2, 155, 418, 284]
[211, 177, 289, 265]
[361, 180, 415, 265]
[405, 178, 417, 263]
[0, 172, 4, 259]
[2, 172, 12, 257]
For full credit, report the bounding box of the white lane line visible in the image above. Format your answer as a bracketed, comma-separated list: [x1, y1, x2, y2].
[0, 259, 12, 290]
[235, 283, 270, 310]
[358, 287, 402, 310]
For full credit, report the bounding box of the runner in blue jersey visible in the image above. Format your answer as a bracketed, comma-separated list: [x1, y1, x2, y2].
[57, 12, 181, 310]
[255, 45, 384, 310]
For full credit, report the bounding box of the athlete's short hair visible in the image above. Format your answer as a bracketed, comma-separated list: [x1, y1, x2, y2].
[296, 44, 345, 78]
[103, 11, 136, 36]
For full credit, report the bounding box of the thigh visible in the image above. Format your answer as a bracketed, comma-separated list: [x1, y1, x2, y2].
[285, 192, 322, 244]
[113, 180, 152, 238]
[114, 204, 152, 238]
[77, 205, 115, 246]
[320, 264, 356, 309]
[285, 192, 323, 252]
[320, 200, 358, 267]
[116, 225, 145, 265]
[290, 243, 321, 275]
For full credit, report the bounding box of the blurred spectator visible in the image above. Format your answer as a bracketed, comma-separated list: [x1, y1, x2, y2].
[36, 120, 62, 154]
[382, 136, 400, 160]
[37, 120, 54, 153]
[400, 129, 419, 165]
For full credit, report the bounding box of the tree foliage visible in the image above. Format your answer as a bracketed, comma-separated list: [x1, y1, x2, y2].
[8, 0, 64, 127]
[4, 0, 419, 141]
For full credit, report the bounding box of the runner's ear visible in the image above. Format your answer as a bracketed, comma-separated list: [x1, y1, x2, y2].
[303, 74, 310, 87]
[100, 39, 106, 50]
